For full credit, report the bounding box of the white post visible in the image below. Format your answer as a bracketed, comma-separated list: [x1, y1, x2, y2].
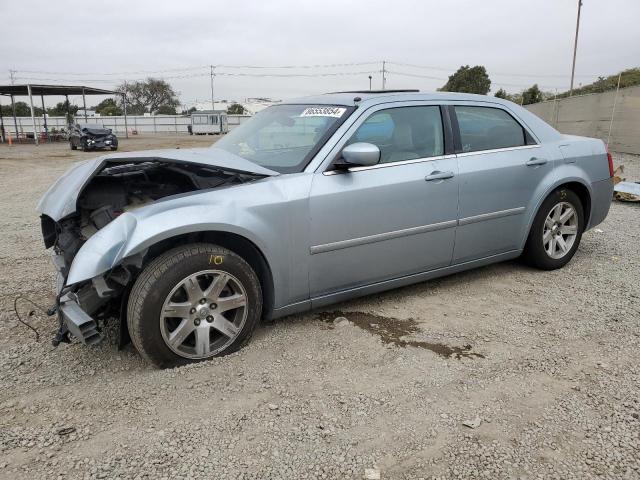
[27, 84, 38, 145]
[210, 65, 216, 110]
[553, 89, 558, 128]
[606, 72, 622, 148]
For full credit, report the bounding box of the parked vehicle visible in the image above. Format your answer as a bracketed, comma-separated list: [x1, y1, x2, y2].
[69, 123, 118, 151]
[37, 91, 613, 367]
[190, 110, 229, 135]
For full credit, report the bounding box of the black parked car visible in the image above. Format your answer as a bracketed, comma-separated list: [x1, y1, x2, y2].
[69, 124, 118, 151]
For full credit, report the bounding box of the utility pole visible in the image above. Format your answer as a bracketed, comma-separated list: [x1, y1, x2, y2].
[606, 72, 622, 148]
[381, 61, 387, 90]
[9, 70, 16, 85]
[569, 0, 583, 97]
[368, 75, 372, 91]
[210, 65, 216, 110]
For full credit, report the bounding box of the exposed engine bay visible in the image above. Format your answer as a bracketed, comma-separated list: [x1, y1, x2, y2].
[40, 159, 263, 346]
[44, 160, 259, 275]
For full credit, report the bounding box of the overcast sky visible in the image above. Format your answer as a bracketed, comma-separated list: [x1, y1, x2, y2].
[2, 0, 639, 108]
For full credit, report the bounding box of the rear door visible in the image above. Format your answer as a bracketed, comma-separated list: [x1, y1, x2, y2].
[308, 103, 459, 297]
[451, 104, 552, 263]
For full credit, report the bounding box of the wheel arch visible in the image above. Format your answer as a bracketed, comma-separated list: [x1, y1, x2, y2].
[118, 230, 276, 348]
[141, 231, 275, 320]
[522, 178, 592, 250]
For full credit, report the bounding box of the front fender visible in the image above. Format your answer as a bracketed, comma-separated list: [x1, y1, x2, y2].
[66, 202, 275, 287]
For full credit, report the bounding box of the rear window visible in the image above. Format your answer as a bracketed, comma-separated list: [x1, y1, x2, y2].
[455, 106, 527, 153]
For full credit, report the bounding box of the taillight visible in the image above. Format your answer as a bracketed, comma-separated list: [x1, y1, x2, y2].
[607, 149, 614, 178]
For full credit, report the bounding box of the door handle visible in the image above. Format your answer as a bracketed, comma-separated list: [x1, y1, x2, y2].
[526, 157, 548, 166]
[425, 171, 454, 181]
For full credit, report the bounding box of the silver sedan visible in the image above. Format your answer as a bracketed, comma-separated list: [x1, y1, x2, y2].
[37, 91, 614, 367]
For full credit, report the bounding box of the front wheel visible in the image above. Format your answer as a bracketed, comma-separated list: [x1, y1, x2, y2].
[522, 188, 584, 270]
[70, 140, 77, 150]
[127, 244, 262, 368]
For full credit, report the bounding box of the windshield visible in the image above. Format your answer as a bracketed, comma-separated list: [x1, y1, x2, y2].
[212, 104, 351, 173]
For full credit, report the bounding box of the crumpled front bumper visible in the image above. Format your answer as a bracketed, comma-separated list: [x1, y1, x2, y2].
[59, 294, 102, 345]
[51, 252, 105, 346]
[86, 138, 117, 150]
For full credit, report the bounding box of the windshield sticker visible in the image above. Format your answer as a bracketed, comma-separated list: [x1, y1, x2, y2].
[300, 107, 346, 118]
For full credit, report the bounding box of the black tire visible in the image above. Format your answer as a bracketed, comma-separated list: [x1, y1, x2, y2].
[70, 140, 77, 150]
[127, 243, 262, 368]
[522, 188, 584, 270]
[110, 146, 118, 151]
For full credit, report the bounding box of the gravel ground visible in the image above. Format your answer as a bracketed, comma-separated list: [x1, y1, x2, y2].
[0, 137, 638, 480]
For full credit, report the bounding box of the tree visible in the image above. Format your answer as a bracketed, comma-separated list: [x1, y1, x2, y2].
[440, 65, 491, 95]
[156, 105, 177, 115]
[46, 101, 78, 123]
[494, 88, 509, 99]
[227, 103, 245, 115]
[1, 101, 44, 117]
[522, 84, 543, 105]
[116, 78, 180, 115]
[557, 68, 640, 98]
[93, 98, 122, 116]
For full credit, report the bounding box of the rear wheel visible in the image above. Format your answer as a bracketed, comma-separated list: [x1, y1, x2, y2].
[522, 188, 584, 270]
[127, 244, 262, 368]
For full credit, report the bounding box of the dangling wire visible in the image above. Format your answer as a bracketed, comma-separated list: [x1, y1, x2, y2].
[13, 295, 49, 342]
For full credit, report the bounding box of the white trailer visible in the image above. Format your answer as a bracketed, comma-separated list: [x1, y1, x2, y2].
[189, 110, 229, 135]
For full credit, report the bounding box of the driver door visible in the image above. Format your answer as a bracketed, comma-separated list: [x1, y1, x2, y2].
[308, 104, 459, 298]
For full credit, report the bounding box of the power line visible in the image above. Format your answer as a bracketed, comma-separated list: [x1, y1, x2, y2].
[14, 61, 380, 77]
[13, 70, 380, 84]
[216, 61, 379, 69]
[387, 60, 600, 79]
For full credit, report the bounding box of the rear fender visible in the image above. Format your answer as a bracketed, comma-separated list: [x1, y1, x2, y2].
[519, 168, 593, 250]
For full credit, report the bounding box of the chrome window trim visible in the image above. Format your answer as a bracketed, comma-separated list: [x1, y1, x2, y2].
[458, 206, 526, 226]
[323, 154, 456, 176]
[323, 144, 540, 176]
[314, 100, 446, 174]
[456, 144, 540, 158]
[310, 219, 458, 255]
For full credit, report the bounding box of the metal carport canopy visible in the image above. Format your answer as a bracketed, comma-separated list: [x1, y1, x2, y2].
[0, 84, 128, 144]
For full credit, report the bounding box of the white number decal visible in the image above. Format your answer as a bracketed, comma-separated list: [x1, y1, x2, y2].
[300, 107, 346, 118]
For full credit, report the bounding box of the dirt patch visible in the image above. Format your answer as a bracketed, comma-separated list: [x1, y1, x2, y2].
[318, 311, 485, 359]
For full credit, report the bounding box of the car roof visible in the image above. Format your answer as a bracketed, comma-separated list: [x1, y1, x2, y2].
[282, 90, 563, 143]
[284, 90, 514, 108]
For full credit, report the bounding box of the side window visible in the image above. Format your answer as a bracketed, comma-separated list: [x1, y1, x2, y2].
[454, 106, 527, 153]
[348, 106, 444, 164]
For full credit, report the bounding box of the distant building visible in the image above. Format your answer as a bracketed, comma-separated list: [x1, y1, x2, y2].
[75, 109, 98, 117]
[184, 98, 280, 115]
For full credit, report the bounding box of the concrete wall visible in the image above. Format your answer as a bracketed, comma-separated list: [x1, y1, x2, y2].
[525, 85, 640, 155]
[0, 114, 251, 138]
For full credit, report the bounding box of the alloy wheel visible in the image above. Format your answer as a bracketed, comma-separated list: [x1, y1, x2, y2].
[159, 269, 247, 359]
[543, 202, 579, 259]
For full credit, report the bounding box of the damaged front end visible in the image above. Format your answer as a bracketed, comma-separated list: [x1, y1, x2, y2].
[37, 149, 277, 346]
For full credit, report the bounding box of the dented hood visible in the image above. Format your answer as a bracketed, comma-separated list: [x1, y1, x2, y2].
[36, 147, 279, 221]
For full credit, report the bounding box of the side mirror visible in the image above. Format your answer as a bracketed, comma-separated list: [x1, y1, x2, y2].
[340, 142, 381, 167]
